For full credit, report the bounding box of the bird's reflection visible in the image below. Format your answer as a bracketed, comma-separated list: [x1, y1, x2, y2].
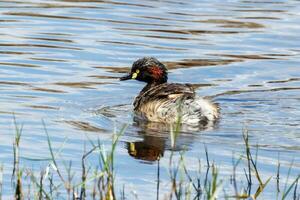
[125, 116, 217, 162]
[93, 104, 218, 162]
[126, 135, 165, 162]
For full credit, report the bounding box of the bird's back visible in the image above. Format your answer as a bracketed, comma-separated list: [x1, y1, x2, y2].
[133, 83, 219, 126]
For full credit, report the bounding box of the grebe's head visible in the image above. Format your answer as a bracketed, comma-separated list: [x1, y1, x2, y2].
[120, 57, 168, 84]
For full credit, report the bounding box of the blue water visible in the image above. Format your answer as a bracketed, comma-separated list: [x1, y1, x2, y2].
[0, 0, 299, 199]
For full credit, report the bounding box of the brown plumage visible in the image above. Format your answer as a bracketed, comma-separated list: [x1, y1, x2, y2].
[120, 57, 219, 126]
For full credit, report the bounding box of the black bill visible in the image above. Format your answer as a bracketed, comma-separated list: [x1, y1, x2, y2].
[120, 74, 132, 81]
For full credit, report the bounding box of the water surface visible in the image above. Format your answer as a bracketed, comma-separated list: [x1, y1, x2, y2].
[0, 0, 299, 198]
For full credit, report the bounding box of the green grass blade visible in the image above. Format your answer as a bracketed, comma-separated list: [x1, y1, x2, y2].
[282, 175, 300, 200]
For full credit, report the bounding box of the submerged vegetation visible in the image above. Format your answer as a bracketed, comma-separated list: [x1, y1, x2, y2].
[2, 119, 299, 199]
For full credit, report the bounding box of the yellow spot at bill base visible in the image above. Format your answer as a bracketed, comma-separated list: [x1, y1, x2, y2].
[129, 142, 137, 156]
[129, 142, 136, 152]
[132, 73, 138, 79]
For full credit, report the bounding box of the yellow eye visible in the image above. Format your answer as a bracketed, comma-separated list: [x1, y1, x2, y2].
[131, 69, 140, 79]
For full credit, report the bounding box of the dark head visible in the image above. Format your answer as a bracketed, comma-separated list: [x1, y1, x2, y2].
[120, 57, 168, 84]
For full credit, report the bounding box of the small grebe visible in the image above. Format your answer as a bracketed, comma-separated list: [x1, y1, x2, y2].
[120, 57, 219, 126]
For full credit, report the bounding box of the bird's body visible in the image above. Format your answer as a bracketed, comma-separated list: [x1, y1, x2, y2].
[120, 57, 219, 126]
[134, 83, 219, 125]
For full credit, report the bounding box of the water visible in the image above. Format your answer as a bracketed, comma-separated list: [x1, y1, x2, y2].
[0, 0, 299, 199]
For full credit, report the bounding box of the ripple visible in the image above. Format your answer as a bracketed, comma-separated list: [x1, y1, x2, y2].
[120, 27, 244, 36]
[4, 12, 90, 21]
[29, 57, 68, 63]
[99, 40, 187, 51]
[0, 81, 30, 86]
[209, 53, 291, 60]
[0, 51, 33, 55]
[0, 62, 40, 68]
[164, 58, 242, 69]
[59, 0, 156, 8]
[233, 9, 286, 13]
[201, 19, 264, 29]
[240, 16, 281, 20]
[0, 19, 19, 22]
[24, 36, 74, 43]
[63, 120, 107, 133]
[54, 81, 115, 89]
[0, 43, 82, 50]
[32, 87, 66, 93]
[215, 87, 300, 98]
[267, 78, 300, 84]
[27, 104, 60, 110]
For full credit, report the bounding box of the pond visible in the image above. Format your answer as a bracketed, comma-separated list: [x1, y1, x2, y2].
[0, 0, 299, 199]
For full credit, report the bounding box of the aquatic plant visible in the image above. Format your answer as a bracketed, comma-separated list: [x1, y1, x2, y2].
[3, 119, 299, 199]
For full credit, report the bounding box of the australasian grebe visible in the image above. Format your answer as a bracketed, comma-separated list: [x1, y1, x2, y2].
[120, 57, 219, 126]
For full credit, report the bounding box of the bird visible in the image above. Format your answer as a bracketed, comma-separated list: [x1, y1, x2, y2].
[120, 57, 219, 127]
